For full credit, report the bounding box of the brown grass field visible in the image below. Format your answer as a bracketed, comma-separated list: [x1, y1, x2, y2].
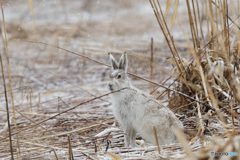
[0, 0, 240, 159]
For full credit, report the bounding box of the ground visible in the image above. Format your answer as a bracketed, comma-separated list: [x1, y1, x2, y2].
[0, 0, 238, 159]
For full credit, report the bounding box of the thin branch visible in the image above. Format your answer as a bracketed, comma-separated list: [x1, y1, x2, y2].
[0, 49, 14, 159]
[0, 0, 21, 158]
[0, 88, 127, 142]
[26, 40, 207, 106]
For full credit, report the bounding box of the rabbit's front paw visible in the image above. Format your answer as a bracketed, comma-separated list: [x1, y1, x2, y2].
[124, 134, 130, 147]
[124, 130, 137, 147]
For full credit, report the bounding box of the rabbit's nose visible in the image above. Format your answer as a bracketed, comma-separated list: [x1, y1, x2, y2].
[108, 83, 113, 90]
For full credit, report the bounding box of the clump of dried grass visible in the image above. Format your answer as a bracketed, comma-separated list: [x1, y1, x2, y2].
[1, 0, 240, 159]
[150, 0, 240, 159]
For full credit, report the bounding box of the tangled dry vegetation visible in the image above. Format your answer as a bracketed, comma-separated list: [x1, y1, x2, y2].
[0, 0, 240, 159]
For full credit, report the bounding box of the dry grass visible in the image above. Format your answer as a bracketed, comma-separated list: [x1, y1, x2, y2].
[0, 0, 240, 159]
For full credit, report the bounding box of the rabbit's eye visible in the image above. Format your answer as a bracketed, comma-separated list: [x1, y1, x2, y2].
[117, 74, 121, 79]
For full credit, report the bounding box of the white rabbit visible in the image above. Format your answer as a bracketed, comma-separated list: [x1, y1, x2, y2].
[108, 52, 183, 147]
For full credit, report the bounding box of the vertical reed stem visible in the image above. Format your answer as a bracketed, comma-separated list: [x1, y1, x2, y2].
[226, 0, 235, 135]
[150, 37, 154, 90]
[68, 135, 74, 160]
[0, 53, 14, 159]
[196, 0, 205, 47]
[0, 1, 21, 159]
[153, 126, 160, 154]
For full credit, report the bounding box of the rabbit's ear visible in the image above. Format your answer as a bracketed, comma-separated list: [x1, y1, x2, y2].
[109, 53, 119, 70]
[119, 52, 128, 71]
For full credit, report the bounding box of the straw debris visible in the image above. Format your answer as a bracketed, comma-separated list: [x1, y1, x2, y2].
[0, 0, 240, 159]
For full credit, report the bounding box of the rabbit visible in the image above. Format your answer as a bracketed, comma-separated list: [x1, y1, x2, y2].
[108, 52, 183, 147]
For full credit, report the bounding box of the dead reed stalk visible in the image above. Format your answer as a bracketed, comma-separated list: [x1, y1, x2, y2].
[150, 37, 154, 90]
[27, 40, 205, 104]
[153, 126, 160, 154]
[0, 0, 21, 159]
[68, 135, 74, 160]
[0, 88, 127, 142]
[0, 49, 14, 159]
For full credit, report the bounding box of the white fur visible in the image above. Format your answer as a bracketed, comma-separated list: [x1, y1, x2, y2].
[108, 53, 183, 147]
